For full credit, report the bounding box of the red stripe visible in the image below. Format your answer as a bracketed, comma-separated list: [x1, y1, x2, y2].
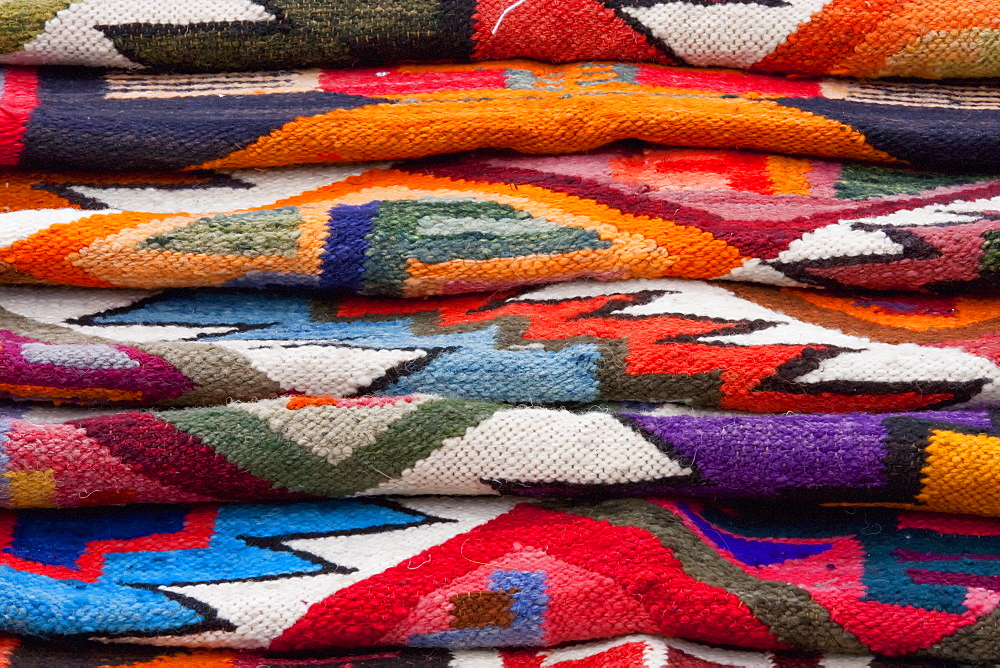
[0, 68, 39, 166]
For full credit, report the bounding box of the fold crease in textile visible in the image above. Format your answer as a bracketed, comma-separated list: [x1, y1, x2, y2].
[0, 496, 999, 662]
[5, 146, 1000, 295]
[0, 0, 997, 80]
[0, 632, 954, 667]
[3, 398, 1000, 517]
[4, 63, 1000, 172]
[4, 279, 1000, 412]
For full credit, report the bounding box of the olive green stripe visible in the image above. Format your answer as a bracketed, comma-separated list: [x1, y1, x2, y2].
[0, 0, 72, 55]
[154, 406, 347, 496]
[328, 398, 505, 495]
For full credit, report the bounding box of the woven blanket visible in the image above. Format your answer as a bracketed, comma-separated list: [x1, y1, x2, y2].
[5, 279, 1000, 411]
[6, 147, 1000, 296]
[0, 0, 997, 80]
[0, 633, 945, 667]
[3, 63, 1000, 172]
[5, 4, 1000, 661]
[1, 496, 1000, 661]
[4, 398, 1000, 516]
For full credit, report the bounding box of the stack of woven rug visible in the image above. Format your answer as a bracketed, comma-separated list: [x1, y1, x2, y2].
[3, 2, 1000, 666]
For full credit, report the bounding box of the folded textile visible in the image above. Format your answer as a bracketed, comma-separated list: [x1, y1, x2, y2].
[5, 6, 1000, 662]
[0, 0, 997, 80]
[4, 279, 1000, 411]
[6, 147, 1000, 295]
[3, 63, 1000, 172]
[0, 633, 941, 667]
[3, 397, 1000, 517]
[3, 496, 1000, 661]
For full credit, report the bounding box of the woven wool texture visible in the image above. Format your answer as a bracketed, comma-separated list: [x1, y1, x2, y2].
[3, 63, 1000, 172]
[5, 147, 1000, 295]
[0, 0, 997, 79]
[5, 2, 1000, 662]
[0, 633, 925, 668]
[4, 398, 1000, 517]
[5, 279, 1000, 412]
[2, 496, 1000, 661]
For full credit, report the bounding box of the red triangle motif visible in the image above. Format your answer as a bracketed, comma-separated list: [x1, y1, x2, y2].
[271, 504, 783, 652]
[472, 0, 671, 63]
